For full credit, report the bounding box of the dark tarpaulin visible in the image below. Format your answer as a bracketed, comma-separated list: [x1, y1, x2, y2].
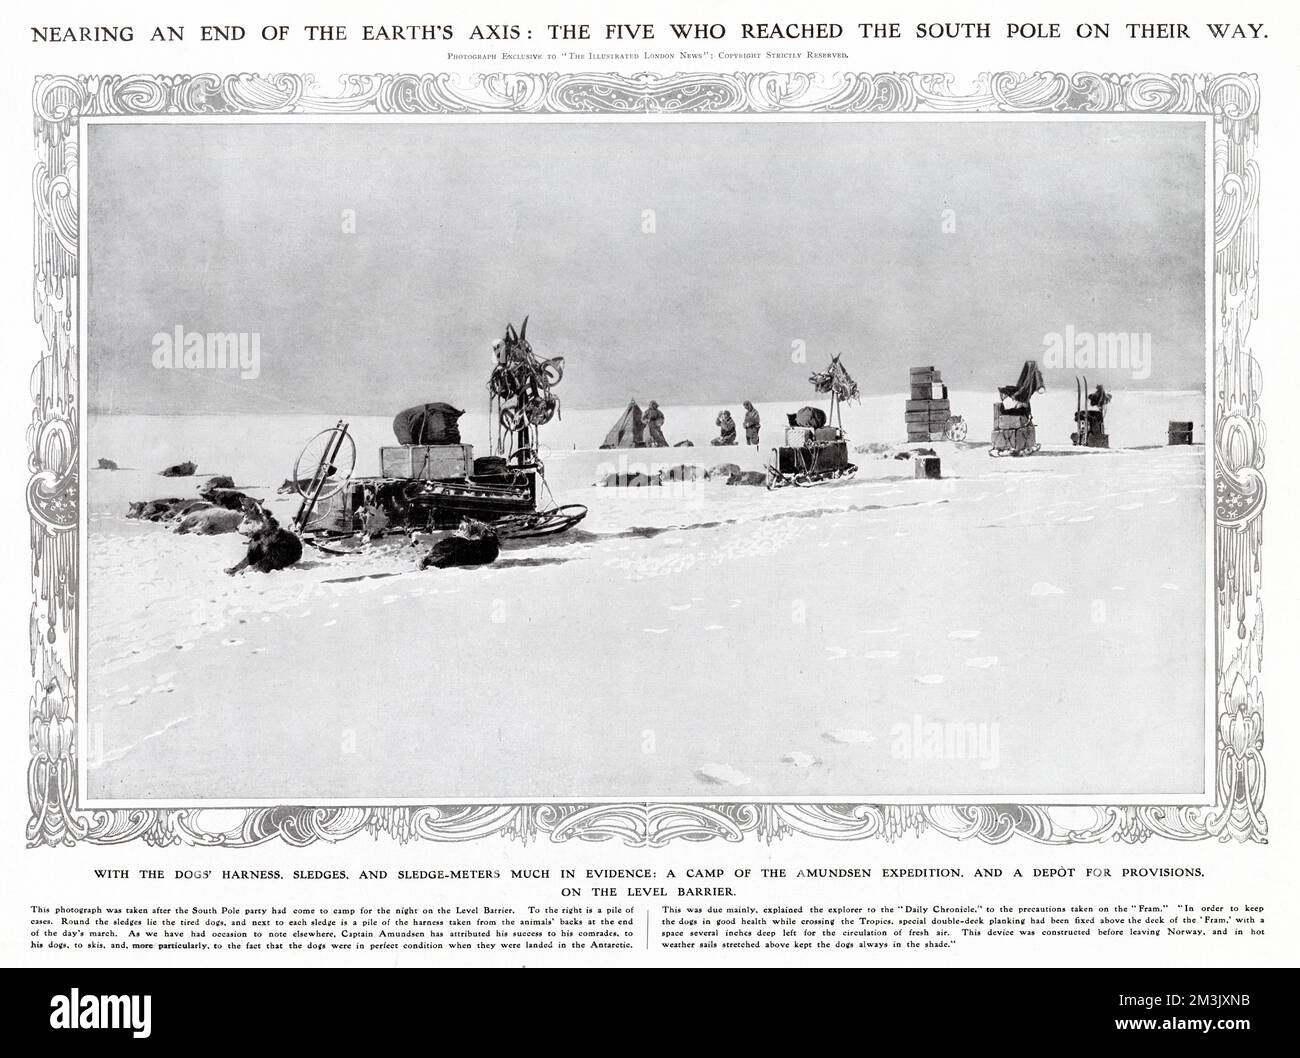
[393, 402, 464, 445]
[786, 406, 828, 429]
[998, 361, 1046, 404]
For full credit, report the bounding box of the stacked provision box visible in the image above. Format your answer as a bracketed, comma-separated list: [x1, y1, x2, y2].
[905, 366, 950, 442]
[1167, 420, 1194, 445]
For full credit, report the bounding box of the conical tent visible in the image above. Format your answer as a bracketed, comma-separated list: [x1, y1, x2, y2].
[599, 401, 645, 448]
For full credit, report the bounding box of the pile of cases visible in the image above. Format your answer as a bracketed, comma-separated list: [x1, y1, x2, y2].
[905, 366, 951, 442]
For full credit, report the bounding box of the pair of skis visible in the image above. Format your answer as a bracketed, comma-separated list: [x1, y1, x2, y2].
[1074, 375, 1089, 446]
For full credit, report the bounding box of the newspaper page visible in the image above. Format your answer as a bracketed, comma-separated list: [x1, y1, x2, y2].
[2, 0, 1296, 1026]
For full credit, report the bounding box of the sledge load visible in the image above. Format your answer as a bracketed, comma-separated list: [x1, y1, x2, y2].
[990, 360, 1045, 457]
[765, 355, 859, 488]
[291, 317, 587, 555]
[905, 365, 966, 443]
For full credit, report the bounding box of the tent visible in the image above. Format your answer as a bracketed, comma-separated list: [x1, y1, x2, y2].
[599, 401, 646, 448]
[393, 402, 464, 445]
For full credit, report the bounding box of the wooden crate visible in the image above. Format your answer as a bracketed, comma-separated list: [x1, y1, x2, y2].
[915, 455, 941, 479]
[380, 444, 474, 480]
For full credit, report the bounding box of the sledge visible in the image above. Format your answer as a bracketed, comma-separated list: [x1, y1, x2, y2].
[1071, 376, 1111, 448]
[989, 360, 1044, 458]
[291, 319, 587, 552]
[767, 355, 860, 488]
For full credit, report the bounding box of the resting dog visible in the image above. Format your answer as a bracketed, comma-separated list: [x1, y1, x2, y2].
[420, 518, 500, 570]
[225, 499, 303, 575]
[174, 506, 242, 535]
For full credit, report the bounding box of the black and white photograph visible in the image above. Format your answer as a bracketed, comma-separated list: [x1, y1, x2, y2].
[9, 0, 1294, 993]
[81, 115, 1211, 803]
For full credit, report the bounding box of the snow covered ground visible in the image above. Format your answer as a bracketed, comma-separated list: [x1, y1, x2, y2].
[84, 391, 1208, 801]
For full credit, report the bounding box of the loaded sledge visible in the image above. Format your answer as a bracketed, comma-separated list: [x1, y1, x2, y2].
[990, 359, 1045, 457]
[766, 355, 860, 488]
[1071, 378, 1111, 448]
[291, 318, 587, 552]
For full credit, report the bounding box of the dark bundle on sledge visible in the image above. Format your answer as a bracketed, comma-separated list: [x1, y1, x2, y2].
[808, 354, 860, 404]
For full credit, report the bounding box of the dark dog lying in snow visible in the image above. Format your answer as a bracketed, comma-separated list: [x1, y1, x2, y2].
[420, 518, 500, 570]
[225, 499, 303, 575]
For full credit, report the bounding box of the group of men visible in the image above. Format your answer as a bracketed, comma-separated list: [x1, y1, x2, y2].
[711, 401, 762, 446]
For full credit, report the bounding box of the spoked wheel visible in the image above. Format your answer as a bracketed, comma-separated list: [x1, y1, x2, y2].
[294, 426, 355, 501]
[945, 418, 969, 442]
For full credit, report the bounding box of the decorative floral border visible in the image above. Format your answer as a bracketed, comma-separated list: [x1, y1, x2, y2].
[28, 71, 1264, 847]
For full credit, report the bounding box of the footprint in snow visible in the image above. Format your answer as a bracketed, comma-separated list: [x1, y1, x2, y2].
[704, 624, 723, 631]
[966, 656, 999, 668]
[643, 628, 669, 634]
[915, 674, 944, 685]
[824, 729, 876, 745]
[782, 752, 820, 768]
[221, 638, 243, 647]
[695, 763, 752, 786]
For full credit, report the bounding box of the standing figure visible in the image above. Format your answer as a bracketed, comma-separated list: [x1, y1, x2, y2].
[712, 410, 737, 446]
[742, 401, 760, 446]
[645, 401, 668, 447]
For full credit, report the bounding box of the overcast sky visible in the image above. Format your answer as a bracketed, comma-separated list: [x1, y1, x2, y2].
[88, 118, 1205, 414]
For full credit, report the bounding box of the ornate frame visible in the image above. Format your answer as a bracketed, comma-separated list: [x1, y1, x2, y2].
[28, 71, 1264, 847]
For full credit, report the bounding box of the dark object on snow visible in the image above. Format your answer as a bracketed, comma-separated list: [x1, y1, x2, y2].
[96, 458, 119, 471]
[420, 518, 500, 570]
[707, 462, 741, 480]
[997, 361, 1046, 404]
[912, 447, 936, 456]
[772, 440, 851, 477]
[202, 487, 255, 511]
[727, 470, 768, 486]
[674, 439, 694, 447]
[1072, 377, 1111, 448]
[159, 460, 197, 477]
[644, 401, 668, 447]
[600, 401, 646, 448]
[991, 361, 1044, 457]
[599, 471, 659, 488]
[893, 451, 912, 460]
[712, 410, 737, 446]
[662, 464, 701, 482]
[1168, 421, 1194, 446]
[126, 497, 186, 520]
[915, 456, 941, 480]
[393, 402, 464, 446]
[226, 499, 302, 575]
[786, 406, 828, 429]
[199, 475, 235, 494]
[279, 474, 331, 494]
